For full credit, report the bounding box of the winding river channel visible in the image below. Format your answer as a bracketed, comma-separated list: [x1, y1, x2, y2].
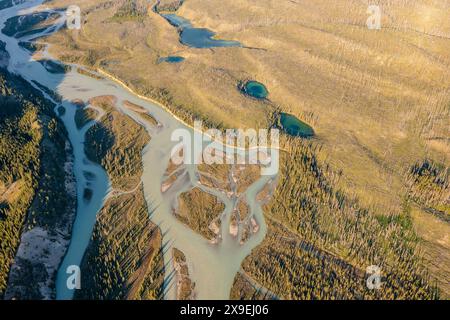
[0, 0, 276, 300]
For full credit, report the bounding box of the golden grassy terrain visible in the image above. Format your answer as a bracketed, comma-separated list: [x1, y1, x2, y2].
[77, 95, 164, 299]
[0, 68, 75, 299]
[233, 139, 442, 299]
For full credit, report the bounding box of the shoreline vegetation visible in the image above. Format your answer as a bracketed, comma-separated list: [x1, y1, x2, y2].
[39, 1, 446, 298]
[0, 66, 76, 299]
[154, 0, 184, 14]
[95, 68, 290, 152]
[41, 0, 449, 211]
[74, 95, 164, 299]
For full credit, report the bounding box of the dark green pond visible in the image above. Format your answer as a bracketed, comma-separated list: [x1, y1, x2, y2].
[280, 113, 314, 138]
[243, 81, 268, 99]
